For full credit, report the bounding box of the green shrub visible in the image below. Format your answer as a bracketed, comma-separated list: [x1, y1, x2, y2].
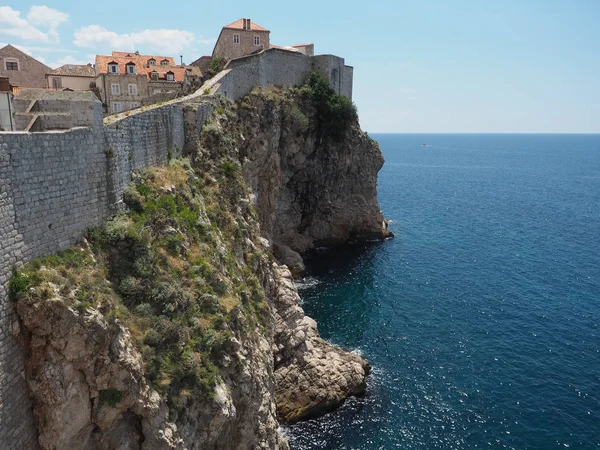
[220, 160, 239, 177]
[208, 56, 223, 75]
[99, 389, 123, 407]
[9, 272, 32, 296]
[300, 71, 357, 142]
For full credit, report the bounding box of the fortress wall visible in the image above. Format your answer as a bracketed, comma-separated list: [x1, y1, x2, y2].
[0, 102, 185, 449]
[202, 49, 353, 103]
[0, 151, 38, 449]
[104, 103, 185, 208]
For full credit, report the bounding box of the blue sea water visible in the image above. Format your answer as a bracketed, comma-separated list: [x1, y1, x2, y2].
[285, 134, 600, 449]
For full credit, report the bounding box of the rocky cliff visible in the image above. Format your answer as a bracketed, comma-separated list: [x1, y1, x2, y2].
[192, 79, 392, 275]
[11, 81, 390, 449]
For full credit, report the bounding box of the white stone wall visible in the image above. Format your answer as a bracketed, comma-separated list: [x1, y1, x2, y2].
[47, 76, 93, 91]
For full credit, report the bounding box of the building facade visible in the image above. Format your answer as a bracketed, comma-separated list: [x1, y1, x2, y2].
[47, 64, 96, 91]
[212, 19, 271, 60]
[95, 51, 186, 114]
[0, 45, 50, 90]
[0, 77, 15, 131]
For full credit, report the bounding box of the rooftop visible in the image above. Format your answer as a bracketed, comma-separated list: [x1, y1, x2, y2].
[223, 18, 269, 32]
[49, 64, 96, 77]
[95, 53, 185, 82]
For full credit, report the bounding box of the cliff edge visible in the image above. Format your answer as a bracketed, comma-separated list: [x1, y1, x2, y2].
[192, 75, 392, 275]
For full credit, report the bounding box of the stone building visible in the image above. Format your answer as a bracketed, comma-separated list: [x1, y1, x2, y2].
[0, 44, 51, 90]
[47, 64, 96, 91]
[0, 77, 16, 131]
[212, 18, 271, 60]
[95, 51, 186, 114]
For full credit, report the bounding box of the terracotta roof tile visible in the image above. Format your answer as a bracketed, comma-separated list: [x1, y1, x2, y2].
[95, 53, 185, 82]
[224, 18, 269, 32]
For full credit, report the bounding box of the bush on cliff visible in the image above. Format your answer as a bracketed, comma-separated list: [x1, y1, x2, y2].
[300, 71, 357, 142]
[10, 158, 270, 418]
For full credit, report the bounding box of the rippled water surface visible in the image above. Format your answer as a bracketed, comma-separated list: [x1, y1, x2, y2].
[286, 134, 600, 449]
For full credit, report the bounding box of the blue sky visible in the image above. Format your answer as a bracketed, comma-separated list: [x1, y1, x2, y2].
[1, 0, 599, 133]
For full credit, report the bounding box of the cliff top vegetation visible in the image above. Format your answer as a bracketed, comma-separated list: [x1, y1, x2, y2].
[10, 157, 271, 418]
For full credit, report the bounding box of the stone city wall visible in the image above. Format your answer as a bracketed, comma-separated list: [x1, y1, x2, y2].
[204, 48, 353, 101]
[0, 102, 185, 449]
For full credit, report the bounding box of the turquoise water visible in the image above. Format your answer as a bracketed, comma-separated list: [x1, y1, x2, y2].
[286, 134, 600, 449]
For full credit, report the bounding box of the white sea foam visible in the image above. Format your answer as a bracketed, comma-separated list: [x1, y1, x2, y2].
[295, 276, 320, 290]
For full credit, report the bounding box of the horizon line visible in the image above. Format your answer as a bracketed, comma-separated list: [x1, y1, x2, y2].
[366, 132, 600, 135]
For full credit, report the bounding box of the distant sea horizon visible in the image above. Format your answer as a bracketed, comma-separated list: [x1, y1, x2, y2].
[365, 132, 600, 135]
[286, 133, 600, 449]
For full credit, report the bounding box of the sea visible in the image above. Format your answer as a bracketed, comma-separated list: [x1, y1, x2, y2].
[285, 134, 600, 449]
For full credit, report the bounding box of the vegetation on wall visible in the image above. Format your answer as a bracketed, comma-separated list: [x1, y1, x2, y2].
[299, 71, 357, 142]
[208, 57, 224, 76]
[10, 156, 270, 418]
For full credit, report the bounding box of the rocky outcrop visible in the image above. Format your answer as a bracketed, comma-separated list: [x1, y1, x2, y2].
[14, 253, 286, 450]
[267, 264, 369, 423]
[237, 90, 392, 264]
[14, 288, 179, 450]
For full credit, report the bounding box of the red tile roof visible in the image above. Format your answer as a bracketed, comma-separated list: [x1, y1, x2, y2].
[224, 19, 269, 32]
[95, 53, 185, 82]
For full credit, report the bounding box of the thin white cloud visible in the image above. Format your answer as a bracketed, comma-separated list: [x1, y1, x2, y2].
[22, 45, 77, 53]
[74, 25, 214, 55]
[0, 41, 33, 55]
[26, 5, 68, 41]
[0, 6, 48, 42]
[0, 5, 68, 43]
[46, 54, 93, 70]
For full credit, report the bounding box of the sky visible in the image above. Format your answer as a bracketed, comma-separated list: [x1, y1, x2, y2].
[1, 0, 599, 133]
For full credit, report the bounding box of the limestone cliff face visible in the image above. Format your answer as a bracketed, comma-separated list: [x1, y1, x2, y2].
[189, 89, 382, 424]
[236, 89, 392, 273]
[14, 244, 285, 450]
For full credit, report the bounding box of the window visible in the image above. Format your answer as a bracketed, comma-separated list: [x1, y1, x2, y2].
[150, 71, 159, 81]
[126, 63, 136, 74]
[128, 83, 137, 95]
[111, 83, 121, 95]
[160, 59, 169, 66]
[108, 63, 119, 74]
[6, 61, 18, 70]
[148, 59, 156, 66]
[233, 34, 240, 44]
[113, 102, 122, 113]
[51, 77, 62, 89]
[130, 102, 140, 109]
[254, 36, 260, 46]
[166, 72, 174, 81]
